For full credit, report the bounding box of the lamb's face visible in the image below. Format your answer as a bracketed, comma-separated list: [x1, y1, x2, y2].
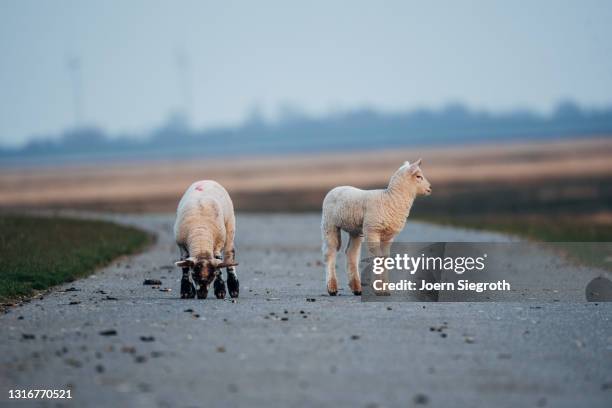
[174, 257, 217, 283]
[412, 167, 432, 196]
[192, 261, 217, 284]
[399, 158, 432, 196]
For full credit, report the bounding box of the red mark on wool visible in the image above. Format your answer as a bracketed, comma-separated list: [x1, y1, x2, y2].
[195, 182, 205, 192]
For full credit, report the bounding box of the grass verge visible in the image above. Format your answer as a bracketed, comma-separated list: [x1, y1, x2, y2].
[0, 214, 152, 302]
[418, 215, 612, 271]
[417, 215, 612, 242]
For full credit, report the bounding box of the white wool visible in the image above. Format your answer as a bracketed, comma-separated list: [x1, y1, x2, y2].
[320, 159, 431, 295]
[173, 180, 236, 264]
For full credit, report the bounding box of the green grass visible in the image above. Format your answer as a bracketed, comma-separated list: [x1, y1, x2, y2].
[0, 215, 151, 302]
[418, 215, 612, 271]
[417, 215, 612, 242]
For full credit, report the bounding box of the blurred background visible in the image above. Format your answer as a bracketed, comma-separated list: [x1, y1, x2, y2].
[1, 0, 611, 240]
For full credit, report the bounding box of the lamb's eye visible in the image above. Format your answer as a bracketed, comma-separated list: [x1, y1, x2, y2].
[416, 175, 423, 180]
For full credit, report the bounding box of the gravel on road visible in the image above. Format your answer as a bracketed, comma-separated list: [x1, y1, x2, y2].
[1, 213, 610, 408]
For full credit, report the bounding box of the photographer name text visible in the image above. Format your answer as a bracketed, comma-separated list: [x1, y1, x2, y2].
[372, 279, 511, 292]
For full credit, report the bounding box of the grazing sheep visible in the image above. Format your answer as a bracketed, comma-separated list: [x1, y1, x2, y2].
[174, 180, 239, 299]
[321, 159, 432, 296]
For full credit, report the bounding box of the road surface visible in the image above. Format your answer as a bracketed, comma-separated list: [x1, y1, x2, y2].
[1, 213, 610, 407]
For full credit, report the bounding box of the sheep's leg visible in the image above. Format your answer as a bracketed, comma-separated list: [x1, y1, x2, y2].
[365, 231, 390, 296]
[322, 226, 341, 296]
[180, 268, 196, 299]
[213, 272, 226, 299]
[346, 234, 363, 295]
[210, 247, 227, 299]
[223, 231, 239, 298]
[179, 246, 195, 299]
[379, 239, 395, 295]
[380, 240, 393, 257]
[226, 262, 239, 299]
[364, 230, 382, 257]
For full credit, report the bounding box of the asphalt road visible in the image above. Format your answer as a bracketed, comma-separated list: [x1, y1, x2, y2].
[1, 213, 611, 408]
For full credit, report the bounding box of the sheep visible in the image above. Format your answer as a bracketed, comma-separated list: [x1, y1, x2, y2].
[174, 180, 239, 299]
[321, 159, 432, 296]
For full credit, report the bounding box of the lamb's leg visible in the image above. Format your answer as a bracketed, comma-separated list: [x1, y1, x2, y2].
[365, 231, 390, 296]
[181, 268, 196, 299]
[364, 230, 382, 257]
[226, 264, 239, 298]
[322, 225, 341, 296]
[223, 230, 239, 298]
[346, 234, 363, 295]
[380, 239, 393, 257]
[179, 246, 195, 299]
[209, 248, 226, 299]
[379, 239, 394, 295]
[213, 272, 226, 299]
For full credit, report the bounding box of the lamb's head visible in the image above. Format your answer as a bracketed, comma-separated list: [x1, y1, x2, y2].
[392, 158, 432, 196]
[175, 257, 238, 284]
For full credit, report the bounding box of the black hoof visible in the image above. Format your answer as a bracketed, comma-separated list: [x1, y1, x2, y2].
[227, 274, 239, 298]
[214, 278, 226, 299]
[181, 278, 196, 299]
[196, 285, 209, 299]
[328, 291, 338, 296]
[353, 291, 362, 296]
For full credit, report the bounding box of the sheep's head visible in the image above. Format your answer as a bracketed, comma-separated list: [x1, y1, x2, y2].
[175, 257, 238, 283]
[396, 158, 432, 196]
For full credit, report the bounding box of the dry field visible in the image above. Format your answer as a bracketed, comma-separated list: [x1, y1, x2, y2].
[1, 137, 611, 214]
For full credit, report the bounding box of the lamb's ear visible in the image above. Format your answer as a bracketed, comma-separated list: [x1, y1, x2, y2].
[217, 261, 239, 269]
[409, 158, 422, 174]
[211, 258, 238, 269]
[175, 257, 195, 268]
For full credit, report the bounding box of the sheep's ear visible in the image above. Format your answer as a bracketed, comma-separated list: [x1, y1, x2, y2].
[175, 258, 195, 268]
[408, 158, 422, 174]
[210, 258, 238, 269]
[217, 261, 239, 269]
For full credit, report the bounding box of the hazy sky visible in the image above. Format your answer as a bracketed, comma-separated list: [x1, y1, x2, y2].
[1, 0, 611, 147]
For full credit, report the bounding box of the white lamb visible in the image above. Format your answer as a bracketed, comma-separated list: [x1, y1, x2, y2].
[321, 159, 432, 295]
[174, 180, 239, 299]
